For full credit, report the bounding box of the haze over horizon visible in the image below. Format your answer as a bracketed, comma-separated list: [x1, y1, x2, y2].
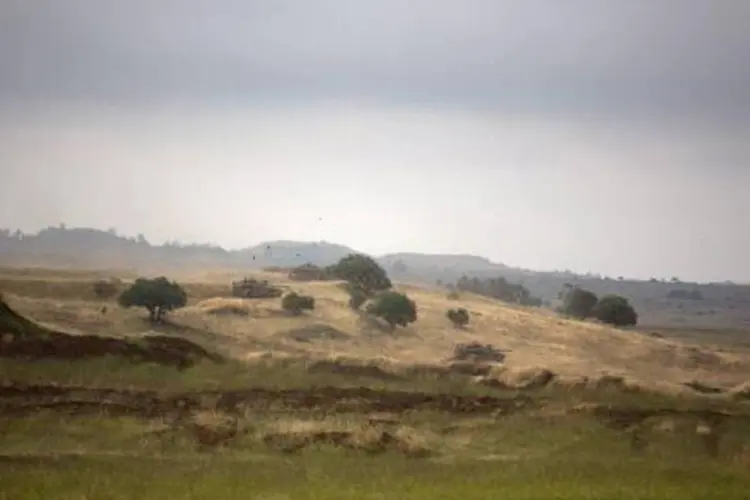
[2, 1, 749, 282]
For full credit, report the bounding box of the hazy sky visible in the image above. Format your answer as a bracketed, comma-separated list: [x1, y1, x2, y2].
[1, 1, 749, 281]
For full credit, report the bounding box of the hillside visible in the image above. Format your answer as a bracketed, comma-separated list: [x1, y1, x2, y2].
[1, 268, 749, 396]
[2, 225, 749, 329]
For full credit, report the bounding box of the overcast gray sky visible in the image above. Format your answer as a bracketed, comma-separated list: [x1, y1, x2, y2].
[1, 1, 749, 281]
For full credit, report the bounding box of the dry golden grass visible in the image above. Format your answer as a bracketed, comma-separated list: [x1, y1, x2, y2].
[3, 267, 750, 396]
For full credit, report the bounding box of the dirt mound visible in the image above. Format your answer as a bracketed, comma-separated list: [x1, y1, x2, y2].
[0, 295, 223, 369]
[478, 366, 557, 390]
[262, 423, 431, 456]
[281, 324, 351, 343]
[307, 359, 403, 380]
[196, 298, 252, 317]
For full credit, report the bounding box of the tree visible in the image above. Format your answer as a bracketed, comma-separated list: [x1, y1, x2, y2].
[117, 277, 187, 322]
[446, 308, 470, 328]
[559, 285, 598, 319]
[591, 295, 638, 327]
[366, 291, 417, 328]
[281, 292, 315, 315]
[327, 253, 392, 296]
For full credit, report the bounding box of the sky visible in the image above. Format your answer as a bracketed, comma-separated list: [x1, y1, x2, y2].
[1, 1, 749, 282]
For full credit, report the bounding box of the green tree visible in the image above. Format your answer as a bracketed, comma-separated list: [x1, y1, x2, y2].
[367, 291, 417, 328]
[281, 292, 315, 315]
[591, 295, 638, 327]
[327, 253, 392, 296]
[558, 284, 598, 319]
[117, 277, 187, 322]
[446, 308, 470, 328]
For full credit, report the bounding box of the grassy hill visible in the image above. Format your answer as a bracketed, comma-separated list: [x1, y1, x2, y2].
[2, 267, 750, 498]
[2, 225, 750, 330]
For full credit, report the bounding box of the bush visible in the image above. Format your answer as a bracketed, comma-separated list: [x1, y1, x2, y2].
[327, 253, 392, 297]
[117, 277, 187, 322]
[446, 308, 470, 328]
[366, 291, 417, 328]
[558, 285, 598, 319]
[591, 295, 638, 327]
[93, 279, 119, 299]
[281, 292, 315, 315]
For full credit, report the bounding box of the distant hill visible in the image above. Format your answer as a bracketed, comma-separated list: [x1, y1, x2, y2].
[238, 240, 358, 267]
[1, 225, 749, 329]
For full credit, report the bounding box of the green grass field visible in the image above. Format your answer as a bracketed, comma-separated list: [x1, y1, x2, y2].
[2, 358, 750, 499]
[3, 453, 748, 500]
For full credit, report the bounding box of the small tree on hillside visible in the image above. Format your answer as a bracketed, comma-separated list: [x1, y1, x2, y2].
[117, 277, 187, 322]
[558, 285, 598, 319]
[591, 295, 638, 327]
[327, 253, 392, 297]
[367, 291, 417, 329]
[446, 308, 470, 328]
[281, 292, 315, 316]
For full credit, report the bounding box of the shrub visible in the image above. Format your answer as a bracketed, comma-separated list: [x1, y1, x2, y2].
[366, 291, 417, 329]
[446, 308, 470, 328]
[281, 292, 315, 315]
[93, 279, 119, 299]
[591, 295, 638, 327]
[117, 277, 187, 322]
[558, 285, 598, 319]
[327, 253, 392, 296]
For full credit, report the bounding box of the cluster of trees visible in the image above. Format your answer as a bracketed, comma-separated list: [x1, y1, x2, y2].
[327, 253, 417, 328]
[112, 252, 420, 329]
[455, 275, 542, 307]
[109, 254, 637, 334]
[557, 284, 638, 327]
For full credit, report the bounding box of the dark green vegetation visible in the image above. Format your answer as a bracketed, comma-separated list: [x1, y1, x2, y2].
[118, 277, 188, 322]
[446, 307, 470, 328]
[281, 291, 316, 315]
[593, 294, 639, 327]
[327, 252, 392, 296]
[366, 291, 418, 328]
[559, 284, 639, 327]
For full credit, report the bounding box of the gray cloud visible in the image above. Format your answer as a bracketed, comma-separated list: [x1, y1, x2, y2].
[2, 0, 749, 122]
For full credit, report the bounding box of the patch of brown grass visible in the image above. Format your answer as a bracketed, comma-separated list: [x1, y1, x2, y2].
[260, 417, 434, 456]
